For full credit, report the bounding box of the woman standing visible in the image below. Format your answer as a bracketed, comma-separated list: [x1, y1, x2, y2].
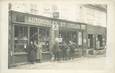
[27, 41, 37, 64]
[34, 41, 42, 63]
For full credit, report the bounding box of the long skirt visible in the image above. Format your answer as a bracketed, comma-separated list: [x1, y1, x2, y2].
[28, 50, 36, 63]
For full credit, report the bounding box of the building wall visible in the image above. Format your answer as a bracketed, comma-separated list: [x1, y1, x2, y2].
[86, 24, 106, 56]
[80, 5, 107, 27]
[10, 3, 107, 27]
[87, 25, 106, 35]
[8, 10, 106, 67]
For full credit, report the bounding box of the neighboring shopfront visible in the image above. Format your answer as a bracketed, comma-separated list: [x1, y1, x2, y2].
[86, 25, 106, 56]
[8, 10, 106, 67]
[58, 21, 86, 57]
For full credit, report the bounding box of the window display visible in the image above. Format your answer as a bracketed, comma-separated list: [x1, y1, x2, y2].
[14, 25, 28, 52]
[59, 30, 79, 48]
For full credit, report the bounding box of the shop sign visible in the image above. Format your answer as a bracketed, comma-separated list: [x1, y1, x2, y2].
[68, 23, 80, 29]
[25, 16, 51, 26]
[52, 24, 58, 30]
[59, 22, 80, 29]
[59, 22, 66, 27]
[52, 22, 59, 30]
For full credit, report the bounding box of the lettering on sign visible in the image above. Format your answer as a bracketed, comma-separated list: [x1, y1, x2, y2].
[25, 16, 51, 26]
[59, 22, 80, 29]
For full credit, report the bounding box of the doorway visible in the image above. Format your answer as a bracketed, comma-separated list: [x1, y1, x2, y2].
[30, 27, 38, 43]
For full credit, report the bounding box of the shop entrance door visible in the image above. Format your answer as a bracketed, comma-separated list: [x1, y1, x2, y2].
[29, 27, 51, 61]
[87, 34, 95, 55]
[30, 27, 38, 42]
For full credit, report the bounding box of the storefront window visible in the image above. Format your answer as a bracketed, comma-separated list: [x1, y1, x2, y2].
[96, 35, 103, 49]
[59, 30, 79, 48]
[14, 25, 28, 52]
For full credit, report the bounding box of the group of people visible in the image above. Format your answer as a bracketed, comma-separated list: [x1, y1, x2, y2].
[25, 41, 42, 64]
[52, 40, 77, 61]
[25, 39, 77, 64]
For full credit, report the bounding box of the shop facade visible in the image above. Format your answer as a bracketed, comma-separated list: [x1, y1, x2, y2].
[8, 11, 53, 66]
[86, 25, 106, 56]
[8, 10, 106, 67]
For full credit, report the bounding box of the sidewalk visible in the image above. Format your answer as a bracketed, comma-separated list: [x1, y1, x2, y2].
[10, 56, 106, 70]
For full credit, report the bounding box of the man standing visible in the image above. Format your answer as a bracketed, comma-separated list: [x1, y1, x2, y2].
[52, 42, 59, 61]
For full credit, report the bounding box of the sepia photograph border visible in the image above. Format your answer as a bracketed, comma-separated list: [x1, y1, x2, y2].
[0, 0, 115, 73]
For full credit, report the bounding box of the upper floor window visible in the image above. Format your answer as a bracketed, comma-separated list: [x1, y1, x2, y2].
[16, 14, 25, 22]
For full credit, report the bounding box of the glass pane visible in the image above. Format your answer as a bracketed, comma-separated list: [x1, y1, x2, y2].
[39, 27, 50, 52]
[97, 35, 103, 49]
[14, 25, 28, 52]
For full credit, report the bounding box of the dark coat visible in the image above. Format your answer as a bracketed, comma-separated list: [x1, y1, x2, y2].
[27, 44, 37, 62]
[52, 43, 61, 60]
[69, 44, 75, 57]
[60, 42, 67, 58]
[52, 43, 58, 54]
